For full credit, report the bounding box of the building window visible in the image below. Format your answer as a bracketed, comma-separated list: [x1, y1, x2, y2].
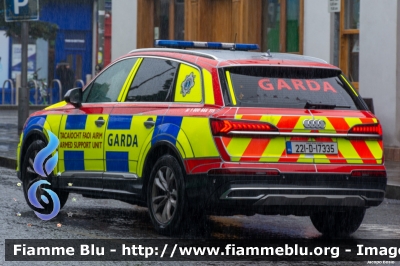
[340, 0, 360, 89]
[154, 0, 185, 41]
[262, 0, 304, 53]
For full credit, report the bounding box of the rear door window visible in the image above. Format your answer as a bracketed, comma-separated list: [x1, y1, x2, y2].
[125, 58, 179, 102]
[224, 67, 362, 110]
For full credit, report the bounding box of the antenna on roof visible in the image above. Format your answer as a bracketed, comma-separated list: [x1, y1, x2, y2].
[231, 33, 238, 51]
[263, 49, 272, 58]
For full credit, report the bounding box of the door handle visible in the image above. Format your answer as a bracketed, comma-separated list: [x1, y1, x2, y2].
[144, 118, 155, 129]
[95, 117, 105, 127]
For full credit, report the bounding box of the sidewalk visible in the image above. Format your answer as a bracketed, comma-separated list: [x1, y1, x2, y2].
[0, 107, 399, 199]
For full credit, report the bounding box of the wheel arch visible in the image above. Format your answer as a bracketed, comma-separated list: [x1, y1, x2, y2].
[19, 129, 48, 173]
[141, 141, 186, 202]
[19, 116, 60, 174]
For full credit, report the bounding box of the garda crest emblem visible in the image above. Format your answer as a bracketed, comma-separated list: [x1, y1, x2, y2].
[181, 72, 195, 97]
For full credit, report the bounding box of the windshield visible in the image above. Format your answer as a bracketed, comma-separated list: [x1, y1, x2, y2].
[224, 66, 362, 110]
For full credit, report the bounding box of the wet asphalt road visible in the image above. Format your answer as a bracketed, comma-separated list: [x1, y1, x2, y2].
[1, 166, 400, 266]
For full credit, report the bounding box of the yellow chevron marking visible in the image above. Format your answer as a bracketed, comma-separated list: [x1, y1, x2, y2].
[259, 138, 285, 162]
[337, 138, 363, 164]
[259, 115, 282, 126]
[344, 117, 362, 127]
[227, 137, 252, 162]
[365, 140, 383, 160]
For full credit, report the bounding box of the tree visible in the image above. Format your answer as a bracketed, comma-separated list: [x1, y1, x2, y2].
[0, 0, 58, 40]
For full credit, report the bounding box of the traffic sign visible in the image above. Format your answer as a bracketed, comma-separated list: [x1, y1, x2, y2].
[4, 0, 39, 22]
[328, 0, 341, 13]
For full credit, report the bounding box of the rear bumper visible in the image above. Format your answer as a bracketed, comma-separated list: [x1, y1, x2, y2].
[185, 169, 387, 216]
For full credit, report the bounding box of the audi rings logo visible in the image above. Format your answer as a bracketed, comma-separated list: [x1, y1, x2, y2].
[303, 119, 326, 129]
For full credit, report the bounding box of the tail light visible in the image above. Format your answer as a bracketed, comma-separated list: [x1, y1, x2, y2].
[348, 124, 382, 136]
[351, 170, 386, 178]
[210, 119, 278, 136]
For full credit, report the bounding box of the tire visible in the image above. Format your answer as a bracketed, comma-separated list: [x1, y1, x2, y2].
[21, 139, 69, 214]
[310, 208, 366, 237]
[147, 155, 187, 235]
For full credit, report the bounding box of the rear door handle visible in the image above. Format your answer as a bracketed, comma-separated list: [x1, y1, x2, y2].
[95, 117, 105, 127]
[144, 118, 155, 129]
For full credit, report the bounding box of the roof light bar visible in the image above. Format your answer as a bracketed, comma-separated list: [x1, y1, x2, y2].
[155, 40, 259, 51]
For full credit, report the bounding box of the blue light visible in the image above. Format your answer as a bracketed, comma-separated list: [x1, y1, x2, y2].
[207, 42, 223, 49]
[234, 43, 260, 51]
[155, 40, 259, 51]
[155, 40, 194, 48]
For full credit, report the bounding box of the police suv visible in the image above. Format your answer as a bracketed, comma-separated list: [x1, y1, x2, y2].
[17, 40, 386, 236]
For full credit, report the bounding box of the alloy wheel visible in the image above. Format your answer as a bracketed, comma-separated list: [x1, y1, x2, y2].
[151, 166, 178, 224]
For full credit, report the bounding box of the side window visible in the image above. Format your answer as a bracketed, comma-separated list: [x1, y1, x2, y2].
[125, 58, 179, 102]
[174, 64, 202, 103]
[83, 58, 138, 103]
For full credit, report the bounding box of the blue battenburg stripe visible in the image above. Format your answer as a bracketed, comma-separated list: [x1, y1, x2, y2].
[64, 151, 84, 171]
[23, 115, 47, 141]
[107, 115, 132, 130]
[151, 116, 164, 142]
[106, 151, 129, 172]
[65, 115, 87, 130]
[152, 116, 183, 145]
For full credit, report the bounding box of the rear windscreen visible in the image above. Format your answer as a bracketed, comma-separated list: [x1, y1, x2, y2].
[225, 67, 361, 110]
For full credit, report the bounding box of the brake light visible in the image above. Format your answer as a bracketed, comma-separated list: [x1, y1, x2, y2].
[351, 170, 386, 178]
[348, 124, 382, 136]
[210, 119, 278, 135]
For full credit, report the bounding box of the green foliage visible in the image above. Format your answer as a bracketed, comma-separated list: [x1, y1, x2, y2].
[0, 0, 58, 40]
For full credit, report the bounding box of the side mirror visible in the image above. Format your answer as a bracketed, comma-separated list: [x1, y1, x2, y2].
[64, 88, 82, 108]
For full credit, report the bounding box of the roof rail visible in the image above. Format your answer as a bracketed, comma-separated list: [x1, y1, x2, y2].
[154, 40, 260, 51]
[301, 55, 328, 64]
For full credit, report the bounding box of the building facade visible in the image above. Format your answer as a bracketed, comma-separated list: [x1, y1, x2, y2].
[0, 0, 97, 95]
[112, 0, 400, 153]
[304, 0, 400, 156]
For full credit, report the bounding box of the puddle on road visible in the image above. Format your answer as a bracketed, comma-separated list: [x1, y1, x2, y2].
[56, 203, 319, 239]
[359, 224, 400, 237]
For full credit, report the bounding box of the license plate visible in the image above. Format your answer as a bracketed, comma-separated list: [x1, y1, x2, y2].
[286, 141, 338, 154]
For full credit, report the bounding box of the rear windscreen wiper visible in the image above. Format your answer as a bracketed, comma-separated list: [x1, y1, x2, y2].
[304, 101, 350, 109]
